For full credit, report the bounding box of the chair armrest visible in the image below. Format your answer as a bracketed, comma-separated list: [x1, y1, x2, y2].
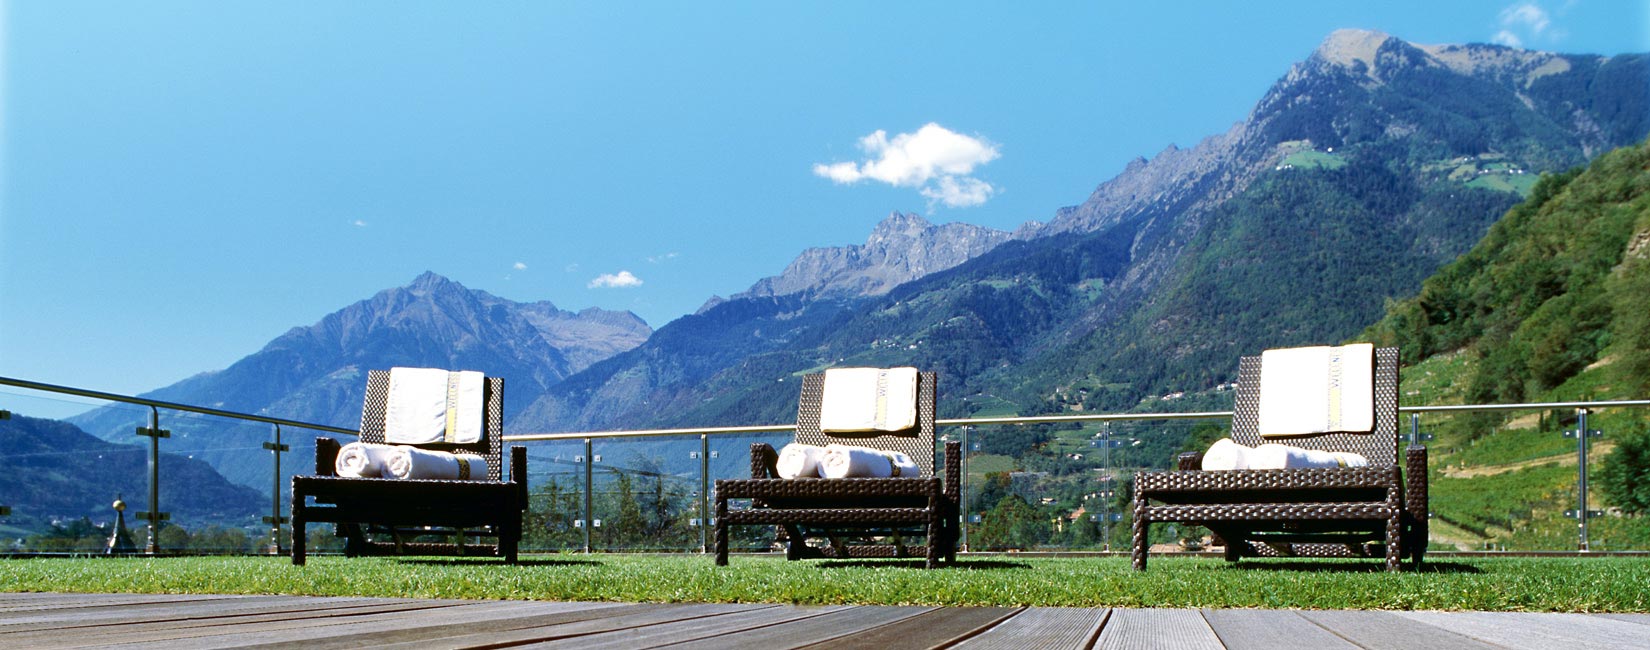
[1177, 451, 1204, 471]
[510, 445, 528, 509]
[315, 437, 342, 476]
[751, 442, 779, 478]
[944, 440, 962, 505]
[1405, 443, 1428, 520]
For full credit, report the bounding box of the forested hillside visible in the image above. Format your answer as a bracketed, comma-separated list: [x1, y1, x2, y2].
[1363, 140, 1650, 551]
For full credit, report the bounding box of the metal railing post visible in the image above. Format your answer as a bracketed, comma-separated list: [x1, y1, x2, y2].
[960, 425, 970, 553]
[699, 434, 710, 553]
[134, 407, 170, 554]
[263, 424, 290, 555]
[583, 438, 594, 554]
[1565, 408, 1603, 551]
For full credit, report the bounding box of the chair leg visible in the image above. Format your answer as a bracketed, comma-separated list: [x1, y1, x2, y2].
[714, 496, 729, 566]
[784, 525, 805, 561]
[1131, 512, 1148, 571]
[502, 517, 520, 564]
[926, 515, 941, 569]
[1385, 512, 1402, 572]
[291, 512, 306, 566]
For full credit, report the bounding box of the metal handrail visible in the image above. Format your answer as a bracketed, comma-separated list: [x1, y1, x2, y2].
[502, 401, 1650, 442]
[0, 375, 358, 436]
[6, 373, 1647, 442]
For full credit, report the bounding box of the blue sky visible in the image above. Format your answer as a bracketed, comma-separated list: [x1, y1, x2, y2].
[2, 1, 1647, 404]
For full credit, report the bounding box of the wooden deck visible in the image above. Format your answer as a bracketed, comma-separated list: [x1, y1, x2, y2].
[2, 592, 1647, 649]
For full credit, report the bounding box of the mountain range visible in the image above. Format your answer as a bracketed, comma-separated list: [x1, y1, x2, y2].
[515, 29, 1650, 430]
[49, 29, 1650, 504]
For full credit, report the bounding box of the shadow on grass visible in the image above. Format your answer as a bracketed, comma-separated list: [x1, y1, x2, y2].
[397, 558, 604, 568]
[1225, 560, 1482, 574]
[817, 559, 1032, 570]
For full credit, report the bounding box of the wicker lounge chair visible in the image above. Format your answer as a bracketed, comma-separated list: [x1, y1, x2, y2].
[714, 370, 959, 569]
[1132, 346, 1426, 571]
[290, 370, 525, 565]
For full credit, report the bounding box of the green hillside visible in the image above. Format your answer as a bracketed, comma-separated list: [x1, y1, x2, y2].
[1364, 140, 1650, 550]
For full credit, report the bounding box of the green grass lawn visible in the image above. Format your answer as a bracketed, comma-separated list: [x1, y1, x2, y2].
[5, 554, 1648, 612]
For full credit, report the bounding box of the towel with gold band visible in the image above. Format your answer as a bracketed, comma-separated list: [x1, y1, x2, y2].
[1257, 343, 1375, 437]
[381, 446, 490, 481]
[818, 367, 918, 432]
[384, 367, 485, 444]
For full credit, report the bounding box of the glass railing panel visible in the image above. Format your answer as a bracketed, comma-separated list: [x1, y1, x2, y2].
[149, 410, 273, 555]
[0, 390, 152, 554]
[708, 429, 791, 554]
[1414, 406, 1650, 552]
[954, 418, 1221, 552]
[520, 438, 597, 553]
[283, 425, 346, 555]
[586, 434, 706, 552]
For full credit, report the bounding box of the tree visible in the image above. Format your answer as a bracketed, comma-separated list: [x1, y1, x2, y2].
[972, 494, 1049, 551]
[1598, 425, 1650, 515]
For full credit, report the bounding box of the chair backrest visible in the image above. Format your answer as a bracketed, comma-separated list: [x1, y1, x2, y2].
[1231, 346, 1399, 467]
[794, 371, 938, 478]
[358, 369, 506, 481]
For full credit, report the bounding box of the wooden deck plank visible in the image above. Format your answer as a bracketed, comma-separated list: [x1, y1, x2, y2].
[1297, 610, 1501, 650]
[1, 599, 526, 646]
[1594, 613, 1650, 626]
[1202, 609, 1360, 650]
[794, 606, 1021, 650]
[221, 601, 644, 650]
[0, 593, 243, 611]
[1095, 608, 1222, 650]
[532, 605, 851, 649]
[654, 605, 935, 650]
[102, 600, 638, 650]
[6, 600, 554, 650]
[948, 607, 1107, 650]
[0, 597, 410, 632]
[0, 597, 465, 636]
[352, 603, 779, 650]
[0, 594, 271, 620]
[0, 595, 366, 626]
[1395, 611, 1650, 650]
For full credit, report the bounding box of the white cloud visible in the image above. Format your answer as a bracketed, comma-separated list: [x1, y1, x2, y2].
[647, 252, 680, 264]
[588, 270, 643, 289]
[1494, 2, 1561, 48]
[1501, 3, 1551, 35]
[352, 219, 368, 227]
[565, 263, 580, 273]
[813, 122, 1000, 209]
[513, 262, 528, 271]
[921, 176, 996, 208]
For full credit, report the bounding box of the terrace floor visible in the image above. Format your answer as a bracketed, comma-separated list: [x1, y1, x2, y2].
[3, 592, 1648, 649]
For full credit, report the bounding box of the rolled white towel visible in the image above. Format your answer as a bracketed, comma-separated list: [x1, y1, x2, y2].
[1201, 439, 1367, 470]
[819, 444, 920, 478]
[1200, 438, 1250, 471]
[335, 442, 399, 477]
[382, 446, 491, 481]
[1250, 443, 1367, 470]
[776, 443, 826, 479]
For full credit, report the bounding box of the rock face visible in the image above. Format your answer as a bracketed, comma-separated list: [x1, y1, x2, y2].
[733, 212, 1014, 301]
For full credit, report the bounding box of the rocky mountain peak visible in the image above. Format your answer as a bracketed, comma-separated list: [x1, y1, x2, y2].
[1312, 29, 1392, 72]
[732, 210, 1012, 301]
